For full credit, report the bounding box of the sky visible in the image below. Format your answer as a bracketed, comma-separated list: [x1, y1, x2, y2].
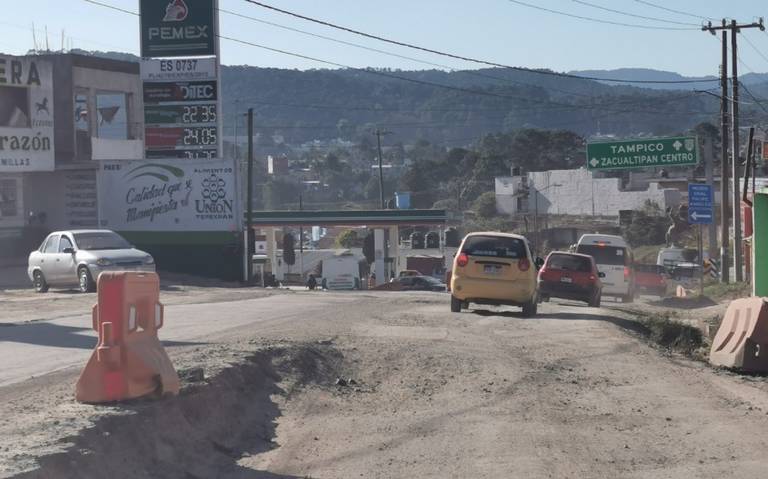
[3, 0, 768, 77]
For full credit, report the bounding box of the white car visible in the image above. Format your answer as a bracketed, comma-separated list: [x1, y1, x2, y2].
[27, 229, 155, 293]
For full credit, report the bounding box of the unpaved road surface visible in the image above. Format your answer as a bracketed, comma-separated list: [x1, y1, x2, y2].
[2, 290, 768, 478]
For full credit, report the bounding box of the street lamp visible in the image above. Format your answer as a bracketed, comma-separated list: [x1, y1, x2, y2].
[533, 182, 562, 254]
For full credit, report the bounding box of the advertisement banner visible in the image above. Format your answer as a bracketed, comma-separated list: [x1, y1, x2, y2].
[0, 55, 55, 172]
[98, 158, 237, 231]
[140, 0, 216, 58]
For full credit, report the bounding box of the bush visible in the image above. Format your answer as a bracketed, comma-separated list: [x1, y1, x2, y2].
[472, 191, 497, 218]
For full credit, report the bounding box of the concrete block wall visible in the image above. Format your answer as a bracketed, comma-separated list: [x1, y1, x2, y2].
[520, 169, 681, 217]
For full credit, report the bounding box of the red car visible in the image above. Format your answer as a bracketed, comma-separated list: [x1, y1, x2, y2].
[634, 264, 668, 297]
[538, 252, 604, 307]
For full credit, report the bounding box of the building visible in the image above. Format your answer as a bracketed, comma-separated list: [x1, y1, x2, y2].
[496, 168, 683, 218]
[0, 53, 142, 258]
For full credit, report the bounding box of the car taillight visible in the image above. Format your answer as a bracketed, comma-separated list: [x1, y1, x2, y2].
[589, 274, 596, 281]
[624, 267, 630, 279]
[518, 258, 530, 272]
[457, 253, 469, 267]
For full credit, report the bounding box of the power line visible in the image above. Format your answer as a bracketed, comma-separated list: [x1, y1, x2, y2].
[82, 0, 718, 120]
[505, 0, 698, 30]
[631, 0, 715, 22]
[241, 0, 717, 84]
[220, 8, 603, 100]
[740, 32, 768, 68]
[82, 0, 137, 16]
[740, 81, 768, 116]
[569, 0, 699, 26]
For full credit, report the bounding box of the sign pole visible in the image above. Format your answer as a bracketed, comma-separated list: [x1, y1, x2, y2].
[246, 109, 254, 283]
[699, 224, 704, 297]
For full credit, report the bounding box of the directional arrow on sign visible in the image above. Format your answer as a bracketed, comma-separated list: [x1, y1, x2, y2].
[691, 211, 711, 221]
[673, 140, 682, 151]
[590, 157, 599, 167]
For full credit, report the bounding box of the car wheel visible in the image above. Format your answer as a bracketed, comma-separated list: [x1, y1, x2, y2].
[450, 295, 463, 313]
[522, 297, 538, 317]
[32, 270, 49, 293]
[588, 292, 601, 308]
[78, 267, 95, 293]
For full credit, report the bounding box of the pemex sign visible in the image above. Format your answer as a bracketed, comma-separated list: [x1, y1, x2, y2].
[586, 136, 699, 171]
[140, 0, 216, 58]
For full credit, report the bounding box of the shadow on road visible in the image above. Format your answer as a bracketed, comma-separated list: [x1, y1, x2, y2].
[0, 322, 205, 350]
[9, 345, 338, 479]
[545, 312, 650, 335]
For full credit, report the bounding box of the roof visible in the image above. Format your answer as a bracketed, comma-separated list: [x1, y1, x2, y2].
[465, 231, 528, 240]
[53, 229, 116, 235]
[547, 251, 593, 259]
[247, 209, 448, 227]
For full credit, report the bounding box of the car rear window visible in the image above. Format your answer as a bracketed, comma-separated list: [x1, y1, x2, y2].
[546, 254, 592, 272]
[635, 264, 666, 274]
[462, 235, 527, 259]
[576, 244, 628, 266]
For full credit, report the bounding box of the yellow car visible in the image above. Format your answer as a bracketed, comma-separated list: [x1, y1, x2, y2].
[450, 232, 541, 316]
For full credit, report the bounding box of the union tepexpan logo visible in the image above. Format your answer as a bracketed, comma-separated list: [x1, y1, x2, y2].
[163, 0, 189, 22]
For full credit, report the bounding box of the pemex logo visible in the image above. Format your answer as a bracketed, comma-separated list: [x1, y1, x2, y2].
[163, 0, 189, 22]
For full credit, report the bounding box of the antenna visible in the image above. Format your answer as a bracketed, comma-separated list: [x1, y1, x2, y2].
[31, 22, 38, 51]
[61, 29, 65, 52]
[45, 25, 49, 52]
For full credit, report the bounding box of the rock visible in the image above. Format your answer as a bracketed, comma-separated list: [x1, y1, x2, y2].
[180, 367, 205, 383]
[335, 378, 348, 387]
[348, 378, 358, 385]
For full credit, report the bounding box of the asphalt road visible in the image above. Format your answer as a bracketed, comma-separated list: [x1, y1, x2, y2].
[3, 291, 768, 478]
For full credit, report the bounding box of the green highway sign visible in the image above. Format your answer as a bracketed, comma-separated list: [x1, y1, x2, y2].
[140, 0, 216, 58]
[586, 136, 699, 171]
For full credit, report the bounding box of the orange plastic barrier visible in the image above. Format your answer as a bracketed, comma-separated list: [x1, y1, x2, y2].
[75, 272, 180, 403]
[709, 297, 768, 371]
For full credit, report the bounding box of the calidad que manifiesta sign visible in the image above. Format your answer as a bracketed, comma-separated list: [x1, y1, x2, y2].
[97, 158, 237, 231]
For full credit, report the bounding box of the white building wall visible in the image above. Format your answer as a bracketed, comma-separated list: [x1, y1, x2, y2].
[524, 169, 681, 217]
[495, 176, 525, 215]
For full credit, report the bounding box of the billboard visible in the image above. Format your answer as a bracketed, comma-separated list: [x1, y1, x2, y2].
[0, 55, 54, 172]
[97, 158, 237, 231]
[140, 0, 216, 58]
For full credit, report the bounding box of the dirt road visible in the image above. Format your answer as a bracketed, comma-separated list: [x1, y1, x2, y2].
[2, 291, 768, 478]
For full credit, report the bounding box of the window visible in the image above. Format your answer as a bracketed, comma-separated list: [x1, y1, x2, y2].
[0, 179, 18, 217]
[547, 254, 592, 272]
[0, 85, 30, 128]
[43, 235, 59, 254]
[576, 245, 628, 266]
[96, 93, 128, 140]
[73, 231, 131, 250]
[462, 235, 527, 259]
[59, 236, 73, 253]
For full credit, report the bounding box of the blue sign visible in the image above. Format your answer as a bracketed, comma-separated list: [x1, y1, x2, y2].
[688, 183, 713, 224]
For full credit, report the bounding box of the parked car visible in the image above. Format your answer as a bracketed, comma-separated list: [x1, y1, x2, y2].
[634, 264, 669, 297]
[450, 232, 542, 316]
[538, 252, 604, 307]
[398, 269, 421, 279]
[575, 234, 635, 303]
[397, 275, 447, 292]
[28, 229, 155, 293]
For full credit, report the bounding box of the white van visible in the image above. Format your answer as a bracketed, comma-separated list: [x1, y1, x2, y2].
[575, 234, 635, 302]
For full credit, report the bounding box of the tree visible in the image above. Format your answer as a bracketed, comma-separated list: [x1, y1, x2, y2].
[622, 201, 668, 247]
[282, 232, 296, 271]
[473, 191, 498, 218]
[336, 229, 359, 248]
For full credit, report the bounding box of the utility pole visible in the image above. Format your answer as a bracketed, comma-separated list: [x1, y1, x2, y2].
[731, 20, 743, 282]
[245, 108, 254, 283]
[374, 129, 391, 209]
[703, 17, 765, 282]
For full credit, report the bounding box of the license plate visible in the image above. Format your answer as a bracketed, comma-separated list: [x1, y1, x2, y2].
[484, 265, 501, 275]
[560, 277, 573, 283]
